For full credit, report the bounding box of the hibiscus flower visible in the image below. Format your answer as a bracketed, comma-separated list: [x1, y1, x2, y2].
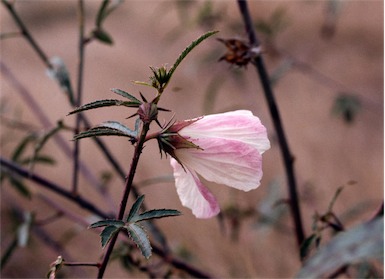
[158, 110, 270, 218]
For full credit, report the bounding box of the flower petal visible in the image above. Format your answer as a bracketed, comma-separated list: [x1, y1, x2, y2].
[170, 158, 220, 218]
[179, 110, 270, 154]
[175, 137, 263, 191]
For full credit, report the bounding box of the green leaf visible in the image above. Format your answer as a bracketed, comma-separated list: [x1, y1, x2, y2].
[296, 218, 384, 278]
[20, 155, 56, 166]
[89, 219, 125, 229]
[11, 135, 36, 162]
[95, 0, 123, 27]
[131, 81, 154, 88]
[68, 99, 140, 115]
[73, 126, 136, 141]
[133, 209, 181, 223]
[125, 223, 152, 259]
[100, 225, 121, 248]
[126, 195, 145, 222]
[110, 88, 142, 104]
[92, 29, 113, 45]
[95, 0, 110, 27]
[98, 121, 137, 137]
[9, 176, 31, 199]
[1, 236, 18, 270]
[168, 30, 219, 79]
[332, 93, 361, 124]
[300, 234, 318, 261]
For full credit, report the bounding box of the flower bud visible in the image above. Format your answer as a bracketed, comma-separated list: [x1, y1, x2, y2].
[137, 103, 158, 124]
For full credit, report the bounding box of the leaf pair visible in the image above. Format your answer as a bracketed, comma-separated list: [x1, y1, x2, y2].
[68, 89, 142, 142]
[89, 195, 180, 259]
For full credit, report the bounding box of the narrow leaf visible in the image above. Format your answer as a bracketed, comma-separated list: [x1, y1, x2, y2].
[296, 218, 384, 278]
[168, 30, 219, 79]
[73, 127, 135, 140]
[1, 237, 18, 270]
[9, 176, 31, 199]
[133, 209, 181, 223]
[95, 0, 110, 27]
[98, 121, 137, 137]
[300, 234, 317, 261]
[11, 135, 36, 162]
[68, 99, 140, 115]
[89, 219, 125, 229]
[93, 29, 113, 45]
[126, 195, 145, 222]
[100, 225, 120, 248]
[131, 81, 154, 88]
[126, 223, 152, 259]
[111, 88, 141, 103]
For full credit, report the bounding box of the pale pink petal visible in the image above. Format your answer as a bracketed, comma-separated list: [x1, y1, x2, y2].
[170, 158, 220, 218]
[179, 110, 270, 154]
[175, 137, 263, 191]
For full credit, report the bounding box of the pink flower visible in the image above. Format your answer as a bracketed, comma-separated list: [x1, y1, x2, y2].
[160, 110, 270, 218]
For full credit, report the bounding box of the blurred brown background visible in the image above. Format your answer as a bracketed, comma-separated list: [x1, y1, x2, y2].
[1, 1, 383, 278]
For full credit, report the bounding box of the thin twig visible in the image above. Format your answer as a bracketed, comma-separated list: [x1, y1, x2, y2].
[72, 0, 86, 194]
[236, 0, 305, 251]
[1, 0, 52, 69]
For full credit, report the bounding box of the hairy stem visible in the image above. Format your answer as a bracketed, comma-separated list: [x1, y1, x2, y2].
[97, 121, 151, 278]
[0, 156, 211, 278]
[237, 0, 305, 251]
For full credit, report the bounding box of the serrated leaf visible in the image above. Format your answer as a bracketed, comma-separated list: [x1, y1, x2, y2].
[100, 225, 121, 248]
[296, 218, 384, 278]
[68, 99, 140, 115]
[125, 223, 152, 259]
[133, 209, 181, 223]
[110, 89, 141, 104]
[126, 195, 145, 222]
[98, 121, 137, 137]
[73, 127, 135, 140]
[167, 30, 218, 79]
[89, 219, 125, 229]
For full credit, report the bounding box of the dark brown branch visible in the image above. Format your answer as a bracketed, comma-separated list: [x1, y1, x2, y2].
[237, 0, 305, 251]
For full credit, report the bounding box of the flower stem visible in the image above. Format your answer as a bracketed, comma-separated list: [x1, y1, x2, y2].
[236, 0, 305, 252]
[97, 121, 151, 278]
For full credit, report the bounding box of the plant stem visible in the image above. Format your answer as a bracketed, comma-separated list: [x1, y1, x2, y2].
[97, 121, 151, 278]
[0, 156, 211, 278]
[72, 0, 86, 195]
[1, 0, 52, 69]
[236, 0, 305, 251]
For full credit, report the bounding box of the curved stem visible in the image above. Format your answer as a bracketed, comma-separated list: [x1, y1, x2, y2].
[237, 0, 305, 251]
[97, 121, 151, 278]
